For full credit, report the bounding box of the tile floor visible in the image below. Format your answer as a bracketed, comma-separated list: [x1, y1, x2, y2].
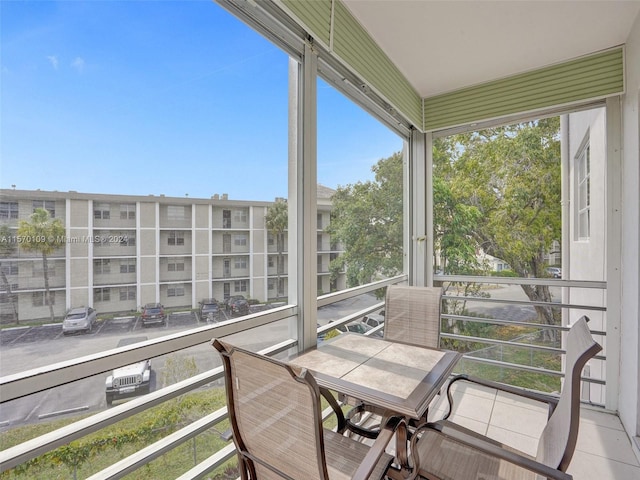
[425, 382, 640, 480]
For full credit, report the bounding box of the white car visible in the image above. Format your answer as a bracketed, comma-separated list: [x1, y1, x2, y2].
[62, 306, 97, 335]
[362, 313, 385, 329]
[105, 337, 152, 407]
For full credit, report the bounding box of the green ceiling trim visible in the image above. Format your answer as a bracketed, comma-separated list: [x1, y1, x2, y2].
[281, 0, 332, 47]
[281, 0, 423, 129]
[423, 47, 624, 131]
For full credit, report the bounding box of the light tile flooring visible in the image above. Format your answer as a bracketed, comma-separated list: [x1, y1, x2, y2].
[425, 382, 640, 480]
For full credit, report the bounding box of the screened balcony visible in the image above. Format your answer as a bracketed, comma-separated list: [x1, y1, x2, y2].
[1, 0, 640, 479]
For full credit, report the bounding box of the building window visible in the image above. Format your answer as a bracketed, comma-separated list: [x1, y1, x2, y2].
[317, 213, 323, 229]
[268, 234, 274, 246]
[268, 256, 274, 268]
[94, 259, 111, 274]
[120, 204, 136, 220]
[120, 259, 135, 273]
[119, 286, 136, 301]
[233, 209, 248, 223]
[234, 257, 247, 269]
[233, 234, 247, 247]
[1, 262, 18, 276]
[167, 259, 185, 272]
[95, 287, 110, 302]
[234, 280, 248, 293]
[167, 205, 187, 221]
[577, 143, 590, 240]
[33, 263, 56, 277]
[32, 291, 55, 306]
[94, 203, 110, 220]
[222, 210, 231, 229]
[0, 202, 18, 220]
[32, 200, 55, 217]
[168, 231, 185, 246]
[167, 284, 185, 297]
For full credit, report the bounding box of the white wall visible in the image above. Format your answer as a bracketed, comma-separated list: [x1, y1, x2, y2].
[567, 107, 607, 406]
[620, 11, 640, 440]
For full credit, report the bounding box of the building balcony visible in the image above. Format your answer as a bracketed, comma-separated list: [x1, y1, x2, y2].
[1, 276, 636, 479]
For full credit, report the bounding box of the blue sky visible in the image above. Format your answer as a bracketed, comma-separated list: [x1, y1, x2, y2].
[1, 0, 402, 202]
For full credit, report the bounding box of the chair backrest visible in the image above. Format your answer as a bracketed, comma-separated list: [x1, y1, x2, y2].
[383, 285, 442, 348]
[535, 316, 602, 471]
[213, 339, 329, 480]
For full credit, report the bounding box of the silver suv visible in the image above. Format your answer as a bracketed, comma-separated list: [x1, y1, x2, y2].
[62, 306, 97, 335]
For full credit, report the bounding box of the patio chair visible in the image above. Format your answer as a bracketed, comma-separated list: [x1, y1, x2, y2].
[409, 315, 601, 480]
[213, 338, 403, 480]
[345, 285, 442, 438]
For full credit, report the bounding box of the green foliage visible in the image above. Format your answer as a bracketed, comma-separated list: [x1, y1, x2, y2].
[328, 152, 403, 287]
[16, 209, 66, 256]
[435, 119, 562, 337]
[1, 389, 231, 480]
[16, 208, 66, 322]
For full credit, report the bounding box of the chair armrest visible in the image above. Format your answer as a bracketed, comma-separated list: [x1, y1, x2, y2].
[351, 416, 404, 480]
[320, 387, 346, 433]
[413, 422, 572, 480]
[444, 374, 559, 420]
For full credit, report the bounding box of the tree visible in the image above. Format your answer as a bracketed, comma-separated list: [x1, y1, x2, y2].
[0, 225, 19, 324]
[17, 208, 66, 322]
[439, 118, 562, 341]
[265, 199, 288, 298]
[328, 152, 403, 287]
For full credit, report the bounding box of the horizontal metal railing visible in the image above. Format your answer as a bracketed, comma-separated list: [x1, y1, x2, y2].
[0, 275, 406, 477]
[0, 274, 607, 478]
[435, 275, 608, 400]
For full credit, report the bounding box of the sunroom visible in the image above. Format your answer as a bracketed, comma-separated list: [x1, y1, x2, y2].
[1, 1, 640, 479]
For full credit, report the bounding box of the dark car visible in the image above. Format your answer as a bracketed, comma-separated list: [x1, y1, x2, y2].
[140, 303, 166, 327]
[199, 298, 221, 323]
[224, 295, 245, 312]
[229, 297, 249, 316]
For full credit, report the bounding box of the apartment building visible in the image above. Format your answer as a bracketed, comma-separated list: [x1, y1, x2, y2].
[0, 187, 343, 322]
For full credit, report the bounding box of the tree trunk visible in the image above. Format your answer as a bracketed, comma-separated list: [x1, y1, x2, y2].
[276, 233, 283, 298]
[0, 267, 18, 324]
[521, 284, 557, 344]
[42, 253, 55, 322]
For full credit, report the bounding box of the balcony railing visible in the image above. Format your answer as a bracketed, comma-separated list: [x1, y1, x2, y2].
[0, 274, 609, 478]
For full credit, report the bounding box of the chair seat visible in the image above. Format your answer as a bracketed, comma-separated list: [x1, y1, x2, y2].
[415, 429, 540, 480]
[324, 429, 393, 480]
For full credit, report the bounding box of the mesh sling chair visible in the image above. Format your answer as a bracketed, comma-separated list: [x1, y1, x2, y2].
[345, 286, 443, 438]
[213, 339, 403, 480]
[408, 316, 602, 480]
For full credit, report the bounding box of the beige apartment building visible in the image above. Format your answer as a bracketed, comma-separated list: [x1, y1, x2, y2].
[0, 187, 343, 322]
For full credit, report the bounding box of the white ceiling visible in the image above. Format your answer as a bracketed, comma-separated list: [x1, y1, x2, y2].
[343, 0, 640, 98]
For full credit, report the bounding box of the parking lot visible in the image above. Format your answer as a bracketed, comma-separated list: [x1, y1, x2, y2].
[0, 309, 236, 348]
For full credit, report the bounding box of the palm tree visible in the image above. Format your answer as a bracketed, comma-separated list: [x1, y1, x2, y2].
[265, 200, 288, 299]
[17, 208, 66, 322]
[0, 225, 19, 323]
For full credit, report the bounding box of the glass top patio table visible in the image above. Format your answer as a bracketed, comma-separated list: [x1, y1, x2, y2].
[289, 333, 461, 420]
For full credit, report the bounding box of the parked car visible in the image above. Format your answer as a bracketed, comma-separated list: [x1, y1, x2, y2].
[62, 306, 97, 335]
[224, 295, 245, 312]
[140, 303, 166, 327]
[229, 297, 249, 316]
[199, 298, 221, 323]
[105, 337, 152, 407]
[335, 321, 373, 335]
[546, 267, 562, 278]
[362, 312, 385, 329]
